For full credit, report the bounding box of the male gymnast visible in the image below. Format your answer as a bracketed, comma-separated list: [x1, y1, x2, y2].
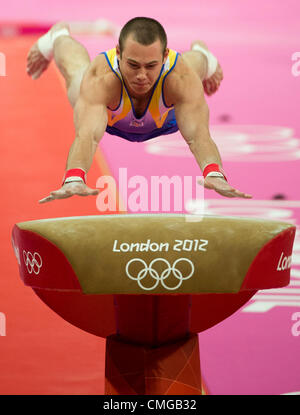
[26, 17, 252, 203]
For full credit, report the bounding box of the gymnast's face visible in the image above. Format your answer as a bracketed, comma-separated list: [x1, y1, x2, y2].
[116, 34, 169, 97]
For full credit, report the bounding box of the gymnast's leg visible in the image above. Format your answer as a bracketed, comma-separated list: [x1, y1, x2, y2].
[26, 22, 91, 107]
[181, 40, 224, 96]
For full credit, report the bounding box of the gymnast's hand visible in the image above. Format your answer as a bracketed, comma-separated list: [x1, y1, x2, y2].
[198, 176, 252, 199]
[39, 182, 99, 203]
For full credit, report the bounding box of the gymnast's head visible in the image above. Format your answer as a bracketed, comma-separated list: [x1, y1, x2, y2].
[116, 17, 169, 96]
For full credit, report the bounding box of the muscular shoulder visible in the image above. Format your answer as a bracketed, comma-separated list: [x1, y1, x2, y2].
[164, 55, 204, 106]
[79, 54, 121, 107]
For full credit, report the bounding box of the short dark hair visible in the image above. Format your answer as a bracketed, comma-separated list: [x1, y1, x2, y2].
[119, 17, 167, 56]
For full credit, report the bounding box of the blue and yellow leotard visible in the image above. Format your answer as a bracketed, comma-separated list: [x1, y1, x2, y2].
[100, 48, 180, 142]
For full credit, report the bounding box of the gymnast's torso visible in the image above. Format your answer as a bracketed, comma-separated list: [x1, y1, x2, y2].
[95, 47, 180, 142]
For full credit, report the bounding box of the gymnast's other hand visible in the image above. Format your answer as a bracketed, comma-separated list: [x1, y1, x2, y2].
[198, 176, 252, 199]
[39, 182, 99, 203]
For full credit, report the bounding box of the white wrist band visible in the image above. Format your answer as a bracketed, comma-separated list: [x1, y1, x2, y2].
[206, 172, 225, 178]
[64, 176, 84, 184]
[37, 28, 70, 60]
[191, 44, 218, 79]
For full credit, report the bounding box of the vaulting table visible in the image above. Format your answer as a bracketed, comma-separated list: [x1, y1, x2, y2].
[11, 214, 296, 395]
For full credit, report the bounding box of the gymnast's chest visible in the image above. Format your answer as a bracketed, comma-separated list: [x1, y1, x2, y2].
[130, 97, 149, 119]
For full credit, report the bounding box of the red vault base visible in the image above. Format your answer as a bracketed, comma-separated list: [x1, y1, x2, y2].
[105, 333, 202, 395]
[105, 294, 202, 395]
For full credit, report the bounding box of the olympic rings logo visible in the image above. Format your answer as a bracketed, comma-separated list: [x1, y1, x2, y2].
[125, 258, 194, 291]
[22, 250, 43, 275]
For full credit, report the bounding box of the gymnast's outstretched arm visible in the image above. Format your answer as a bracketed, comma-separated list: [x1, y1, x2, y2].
[39, 69, 109, 203]
[171, 61, 252, 199]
